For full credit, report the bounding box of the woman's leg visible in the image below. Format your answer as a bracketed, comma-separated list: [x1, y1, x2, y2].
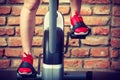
[20, 0, 40, 56]
[70, 0, 82, 16]
[18, 0, 41, 75]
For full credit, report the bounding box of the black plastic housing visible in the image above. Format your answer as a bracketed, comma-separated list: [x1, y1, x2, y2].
[43, 27, 64, 64]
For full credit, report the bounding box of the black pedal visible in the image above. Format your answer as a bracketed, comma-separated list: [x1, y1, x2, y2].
[17, 73, 41, 80]
[17, 77, 39, 80]
[70, 34, 86, 39]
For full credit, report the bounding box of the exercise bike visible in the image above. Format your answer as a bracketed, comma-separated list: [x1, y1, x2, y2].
[17, 0, 91, 80]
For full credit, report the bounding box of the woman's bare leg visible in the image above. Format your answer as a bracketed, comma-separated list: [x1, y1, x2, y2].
[70, 0, 82, 16]
[20, 0, 41, 56]
[18, 0, 41, 75]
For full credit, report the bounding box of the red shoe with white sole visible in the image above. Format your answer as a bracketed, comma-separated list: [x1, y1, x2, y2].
[17, 52, 37, 77]
[70, 11, 89, 36]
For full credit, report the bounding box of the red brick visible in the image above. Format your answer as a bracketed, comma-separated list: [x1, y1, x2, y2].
[91, 47, 109, 57]
[81, 36, 109, 46]
[112, 17, 120, 26]
[8, 37, 22, 47]
[113, 6, 120, 16]
[111, 28, 120, 38]
[71, 48, 89, 57]
[0, 17, 6, 25]
[6, 27, 14, 35]
[64, 38, 79, 47]
[36, 6, 48, 15]
[93, 5, 110, 15]
[111, 61, 120, 70]
[111, 38, 120, 48]
[92, 26, 110, 35]
[0, 27, 5, 35]
[5, 48, 22, 57]
[0, 38, 7, 47]
[32, 37, 43, 46]
[8, 17, 20, 26]
[0, 49, 4, 57]
[0, 59, 10, 68]
[0, 6, 11, 15]
[15, 27, 20, 36]
[110, 48, 119, 58]
[84, 59, 110, 69]
[8, 0, 23, 3]
[0, 27, 14, 36]
[80, 5, 92, 16]
[82, 0, 110, 4]
[64, 59, 82, 70]
[83, 16, 110, 26]
[11, 6, 21, 16]
[36, 17, 43, 25]
[58, 5, 70, 15]
[34, 27, 44, 36]
[11, 59, 21, 68]
[33, 48, 43, 57]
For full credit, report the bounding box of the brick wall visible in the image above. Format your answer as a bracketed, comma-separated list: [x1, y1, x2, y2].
[0, 0, 120, 72]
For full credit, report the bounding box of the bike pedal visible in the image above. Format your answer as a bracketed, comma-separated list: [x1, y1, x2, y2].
[17, 73, 39, 80]
[70, 34, 86, 39]
[17, 75, 40, 80]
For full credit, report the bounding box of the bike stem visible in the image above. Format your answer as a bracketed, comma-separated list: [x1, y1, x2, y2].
[49, 0, 58, 54]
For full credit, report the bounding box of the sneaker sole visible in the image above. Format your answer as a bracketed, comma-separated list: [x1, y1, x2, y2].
[71, 25, 89, 35]
[18, 72, 32, 75]
[74, 31, 89, 35]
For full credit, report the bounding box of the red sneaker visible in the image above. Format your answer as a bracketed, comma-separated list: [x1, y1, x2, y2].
[17, 52, 36, 75]
[70, 11, 89, 35]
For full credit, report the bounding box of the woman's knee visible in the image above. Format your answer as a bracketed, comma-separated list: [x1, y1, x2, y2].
[23, 0, 40, 11]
